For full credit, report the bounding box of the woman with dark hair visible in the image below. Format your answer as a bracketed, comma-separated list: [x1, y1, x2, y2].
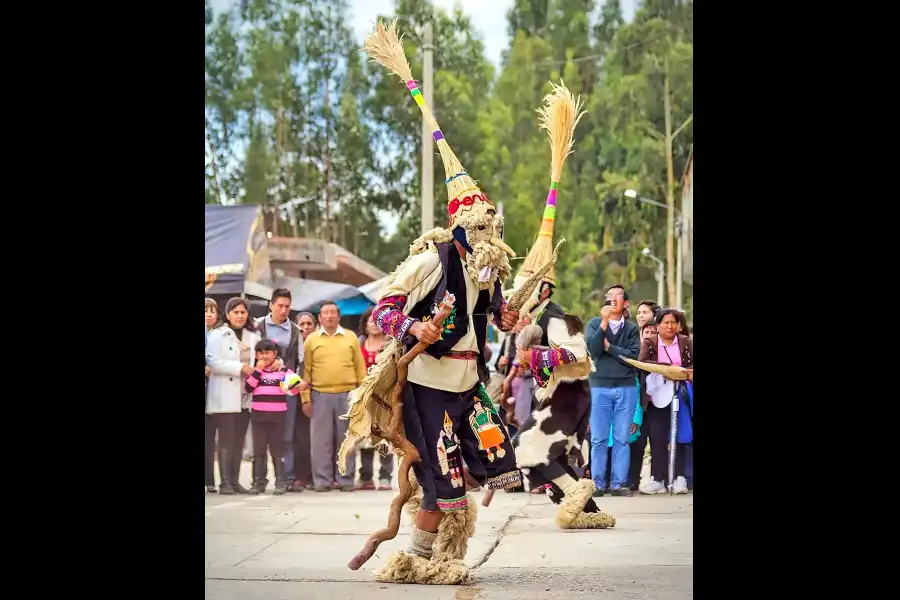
[205, 298, 221, 331]
[635, 300, 660, 329]
[670, 311, 692, 489]
[295, 311, 317, 341]
[355, 307, 394, 490]
[676, 312, 691, 337]
[626, 320, 658, 490]
[206, 297, 262, 494]
[637, 308, 693, 495]
[205, 298, 221, 493]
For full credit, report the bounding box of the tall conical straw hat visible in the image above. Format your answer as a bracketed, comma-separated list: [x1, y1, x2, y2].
[512, 81, 586, 298]
[363, 20, 494, 229]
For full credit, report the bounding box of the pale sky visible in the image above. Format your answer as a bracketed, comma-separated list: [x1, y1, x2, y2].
[209, 0, 638, 67]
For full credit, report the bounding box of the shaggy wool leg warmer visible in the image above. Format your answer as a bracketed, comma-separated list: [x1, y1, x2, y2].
[553, 477, 596, 528]
[433, 499, 477, 560]
[374, 551, 471, 585]
[563, 511, 616, 529]
[549, 475, 616, 529]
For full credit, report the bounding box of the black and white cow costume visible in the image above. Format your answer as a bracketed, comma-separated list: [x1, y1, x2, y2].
[508, 291, 616, 529]
[496, 81, 614, 530]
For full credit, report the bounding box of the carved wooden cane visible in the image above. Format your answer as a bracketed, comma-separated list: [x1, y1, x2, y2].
[346, 294, 456, 571]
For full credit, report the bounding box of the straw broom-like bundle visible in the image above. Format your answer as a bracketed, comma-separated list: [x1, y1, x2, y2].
[363, 20, 494, 225]
[620, 357, 690, 381]
[339, 21, 518, 478]
[506, 238, 565, 314]
[515, 81, 586, 287]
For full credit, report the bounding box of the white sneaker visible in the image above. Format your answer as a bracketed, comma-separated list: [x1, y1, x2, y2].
[639, 477, 666, 494]
[672, 476, 688, 495]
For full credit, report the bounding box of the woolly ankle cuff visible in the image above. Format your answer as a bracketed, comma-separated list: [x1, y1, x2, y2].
[408, 527, 438, 559]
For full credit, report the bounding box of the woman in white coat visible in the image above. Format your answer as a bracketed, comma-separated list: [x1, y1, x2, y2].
[206, 297, 262, 494]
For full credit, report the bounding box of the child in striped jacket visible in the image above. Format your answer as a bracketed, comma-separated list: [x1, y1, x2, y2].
[245, 339, 308, 494]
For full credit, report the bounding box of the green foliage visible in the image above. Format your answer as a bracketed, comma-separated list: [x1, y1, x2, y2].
[204, 0, 693, 308]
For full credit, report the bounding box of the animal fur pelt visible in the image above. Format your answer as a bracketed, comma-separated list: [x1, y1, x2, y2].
[562, 511, 616, 529]
[337, 338, 405, 474]
[404, 469, 423, 519]
[373, 469, 476, 584]
[515, 323, 544, 352]
[434, 502, 478, 561]
[374, 551, 471, 585]
[555, 479, 596, 528]
[404, 469, 478, 561]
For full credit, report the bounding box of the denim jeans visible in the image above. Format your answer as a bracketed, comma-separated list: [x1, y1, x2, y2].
[359, 447, 394, 482]
[589, 385, 638, 490]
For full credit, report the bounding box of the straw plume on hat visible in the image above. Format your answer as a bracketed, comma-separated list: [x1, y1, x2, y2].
[508, 81, 586, 313]
[363, 20, 495, 230]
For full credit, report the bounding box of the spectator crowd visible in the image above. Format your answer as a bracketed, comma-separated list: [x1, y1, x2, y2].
[205, 285, 692, 497]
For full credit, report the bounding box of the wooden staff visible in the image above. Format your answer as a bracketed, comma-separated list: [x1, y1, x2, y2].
[499, 368, 522, 429]
[347, 294, 456, 571]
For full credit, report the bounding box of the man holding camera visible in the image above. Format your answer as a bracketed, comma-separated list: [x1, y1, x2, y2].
[585, 284, 641, 496]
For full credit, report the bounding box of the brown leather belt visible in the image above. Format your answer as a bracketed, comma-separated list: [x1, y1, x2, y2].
[445, 350, 479, 360]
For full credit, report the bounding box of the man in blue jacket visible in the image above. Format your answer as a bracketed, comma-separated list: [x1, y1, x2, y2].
[585, 284, 640, 496]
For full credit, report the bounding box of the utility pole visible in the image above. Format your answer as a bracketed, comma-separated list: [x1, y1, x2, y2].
[651, 57, 691, 308]
[420, 22, 435, 235]
[663, 59, 676, 307]
[675, 215, 683, 308]
[323, 75, 333, 243]
[657, 262, 664, 307]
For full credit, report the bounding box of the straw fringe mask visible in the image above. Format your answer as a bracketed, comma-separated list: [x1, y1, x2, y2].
[364, 19, 514, 290]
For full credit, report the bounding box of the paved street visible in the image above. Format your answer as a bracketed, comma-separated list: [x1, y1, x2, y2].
[205, 460, 693, 599]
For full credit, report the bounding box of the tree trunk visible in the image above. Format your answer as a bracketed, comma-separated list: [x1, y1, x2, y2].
[207, 132, 221, 202]
[340, 200, 346, 248]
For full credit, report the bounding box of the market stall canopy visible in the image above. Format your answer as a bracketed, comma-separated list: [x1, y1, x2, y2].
[358, 276, 388, 303]
[205, 204, 273, 295]
[274, 276, 374, 316]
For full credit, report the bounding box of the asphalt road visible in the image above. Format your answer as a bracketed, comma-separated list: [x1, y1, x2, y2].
[205, 459, 693, 599]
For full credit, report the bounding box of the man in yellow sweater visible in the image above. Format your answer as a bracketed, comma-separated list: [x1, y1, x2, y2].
[302, 301, 367, 492]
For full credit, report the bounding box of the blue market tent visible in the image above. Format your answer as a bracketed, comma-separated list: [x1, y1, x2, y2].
[205, 204, 273, 296]
[274, 276, 374, 316]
